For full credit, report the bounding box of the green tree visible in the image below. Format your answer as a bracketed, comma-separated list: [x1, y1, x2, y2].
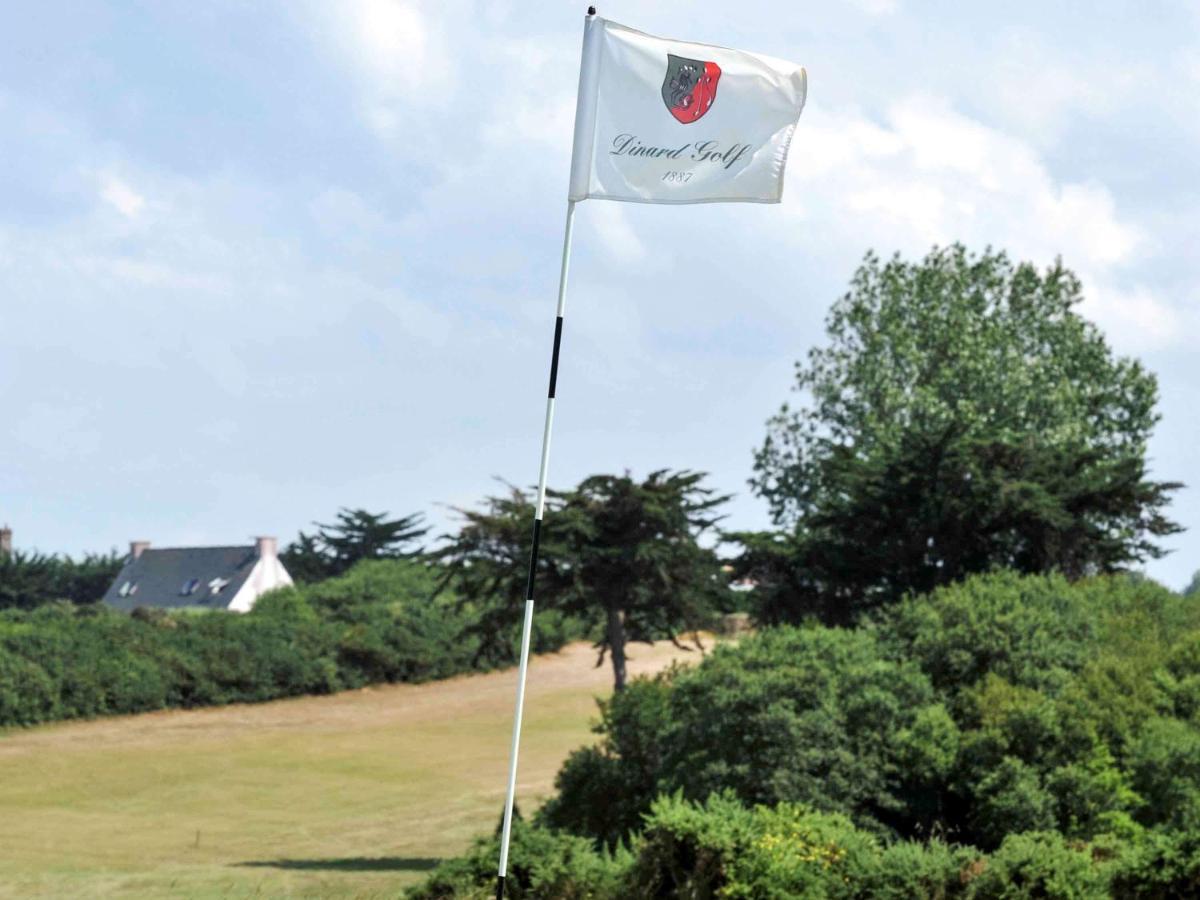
[540, 625, 940, 845]
[58, 552, 125, 605]
[0, 551, 59, 610]
[746, 245, 1179, 622]
[281, 508, 429, 582]
[0, 550, 123, 610]
[439, 470, 730, 691]
[279, 531, 330, 584]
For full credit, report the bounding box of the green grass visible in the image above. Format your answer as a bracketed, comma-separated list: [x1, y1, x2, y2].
[0, 640, 698, 898]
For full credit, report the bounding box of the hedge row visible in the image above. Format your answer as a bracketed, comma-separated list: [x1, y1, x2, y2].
[411, 792, 1200, 899]
[0, 559, 582, 729]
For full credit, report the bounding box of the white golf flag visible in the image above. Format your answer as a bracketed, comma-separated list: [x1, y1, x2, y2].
[568, 16, 807, 205]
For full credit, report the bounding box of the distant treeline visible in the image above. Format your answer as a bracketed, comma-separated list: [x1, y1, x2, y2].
[0, 560, 582, 729]
[0, 551, 123, 611]
[0, 508, 429, 611]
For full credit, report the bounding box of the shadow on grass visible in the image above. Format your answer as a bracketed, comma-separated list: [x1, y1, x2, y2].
[237, 857, 441, 873]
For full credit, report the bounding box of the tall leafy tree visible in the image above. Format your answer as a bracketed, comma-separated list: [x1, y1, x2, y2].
[282, 508, 429, 582]
[439, 470, 731, 691]
[743, 245, 1180, 623]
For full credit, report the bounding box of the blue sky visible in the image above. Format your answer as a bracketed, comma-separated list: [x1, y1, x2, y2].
[2, 1, 1197, 588]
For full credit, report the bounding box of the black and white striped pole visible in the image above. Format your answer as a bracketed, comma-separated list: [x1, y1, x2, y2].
[495, 11, 595, 898]
[494, 199, 575, 900]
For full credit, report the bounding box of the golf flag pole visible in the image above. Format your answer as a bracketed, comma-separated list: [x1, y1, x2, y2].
[494, 197, 577, 900]
[495, 8, 806, 896]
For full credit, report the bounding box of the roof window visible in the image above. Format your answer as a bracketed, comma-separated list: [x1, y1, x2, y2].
[180, 578, 200, 596]
[118, 581, 137, 597]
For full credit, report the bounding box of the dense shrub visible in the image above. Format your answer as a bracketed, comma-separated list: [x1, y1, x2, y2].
[967, 831, 1111, 898]
[408, 816, 629, 900]
[0, 559, 585, 729]
[1109, 827, 1200, 897]
[540, 673, 675, 847]
[870, 839, 971, 899]
[458, 571, 1200, 897]
[0, 647, 57, 725]
[879, 572, 1200, 847]
[542, 625, 944, 844]
[629, 792, 895, 899]
[413, 796, 1200, 899]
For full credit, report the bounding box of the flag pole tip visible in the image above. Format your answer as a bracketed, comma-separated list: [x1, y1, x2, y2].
[587, 6, 596, 15]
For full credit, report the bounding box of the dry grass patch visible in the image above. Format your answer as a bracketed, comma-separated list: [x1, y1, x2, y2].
[0, 639, 702, 898]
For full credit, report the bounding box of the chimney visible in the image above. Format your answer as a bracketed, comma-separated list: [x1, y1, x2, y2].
[0, 525, 11, 559]
[130, 540, 150, 560]
[255, 536, 278, 560]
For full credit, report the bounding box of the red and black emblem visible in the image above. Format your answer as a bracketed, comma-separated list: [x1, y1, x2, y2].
[661, 53, 721, 124]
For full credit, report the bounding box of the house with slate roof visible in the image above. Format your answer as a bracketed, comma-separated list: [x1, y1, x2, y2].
[102, 537, 293, 613]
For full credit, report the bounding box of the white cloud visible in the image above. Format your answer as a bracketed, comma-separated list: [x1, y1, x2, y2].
[786, 95, 1171, 347]
[351, 0, 429, 68]
[308, 0, 457, 132]
[1082, 283, 1184, 352]
[345, 0, 450, 92]
[98, 174, 146, 218]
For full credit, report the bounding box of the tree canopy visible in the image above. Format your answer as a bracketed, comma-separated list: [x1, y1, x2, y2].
[281, 508, 429, 582]
[0, 550, 123, 610]
[438, 470, 731, 690]
[744, 245, 1179, 622]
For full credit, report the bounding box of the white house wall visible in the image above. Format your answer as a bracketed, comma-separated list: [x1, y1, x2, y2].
[227, 556, 295, 613]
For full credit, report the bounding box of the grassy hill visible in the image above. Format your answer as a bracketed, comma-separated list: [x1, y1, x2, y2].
[0, 640, 699, 899]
